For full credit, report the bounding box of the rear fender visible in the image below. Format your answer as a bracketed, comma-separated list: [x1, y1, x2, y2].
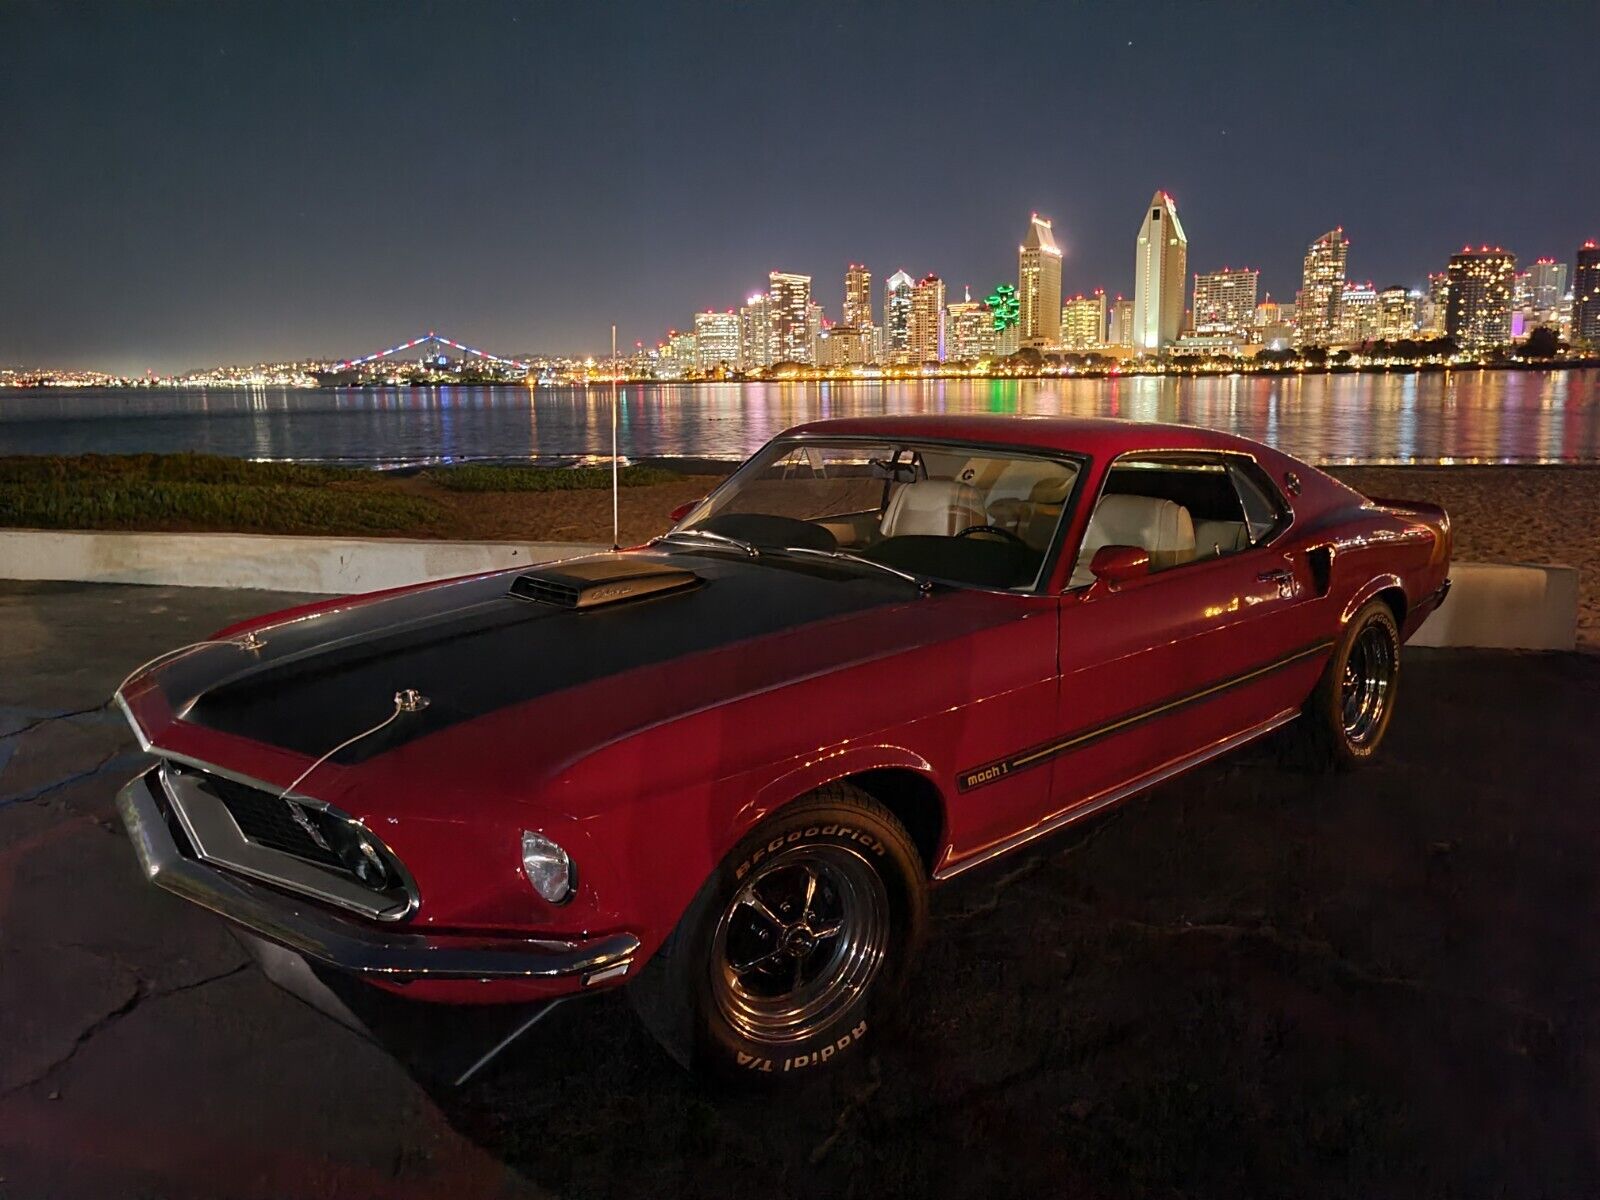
[1342, 573, 1405, 626]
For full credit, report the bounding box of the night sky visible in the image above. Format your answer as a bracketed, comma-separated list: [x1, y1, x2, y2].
[4, 0, 1596, 373]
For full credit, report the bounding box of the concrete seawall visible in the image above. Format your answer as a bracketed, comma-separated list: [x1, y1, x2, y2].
[0, 528, 1579, 651]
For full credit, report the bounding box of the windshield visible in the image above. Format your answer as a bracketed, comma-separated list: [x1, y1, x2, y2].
[668, 438, 1081, 591]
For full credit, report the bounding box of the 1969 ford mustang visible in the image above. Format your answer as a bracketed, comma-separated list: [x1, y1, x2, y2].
[114, 416, 1452, 1083]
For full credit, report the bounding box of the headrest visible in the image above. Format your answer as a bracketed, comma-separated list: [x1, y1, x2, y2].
[1083, 494, 1196, 556]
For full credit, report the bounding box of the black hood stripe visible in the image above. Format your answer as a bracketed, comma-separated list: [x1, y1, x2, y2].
[170, 553, 917, 762]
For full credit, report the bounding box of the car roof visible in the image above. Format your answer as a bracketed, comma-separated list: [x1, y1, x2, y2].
[781, 414, 1284, 462]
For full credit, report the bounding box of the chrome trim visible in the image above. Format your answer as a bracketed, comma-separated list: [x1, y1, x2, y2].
[117, 689, 353, 811]
[116, 770, 641, 980]
[934, 708, 1300, 881]
[157, 765, 415, 922]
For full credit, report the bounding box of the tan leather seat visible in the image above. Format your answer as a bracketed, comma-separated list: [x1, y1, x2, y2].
[1070, 494, 1196, 587]
[1192, 519, 1249, 559]
[988, 477, 1073, 552]
[880, 480, 985, 538]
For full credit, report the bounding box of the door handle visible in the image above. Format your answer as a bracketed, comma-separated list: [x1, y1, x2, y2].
[1257, 567, 1296, 598]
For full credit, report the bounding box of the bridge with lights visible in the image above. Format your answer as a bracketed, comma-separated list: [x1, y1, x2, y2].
[330, 330, 531, 373]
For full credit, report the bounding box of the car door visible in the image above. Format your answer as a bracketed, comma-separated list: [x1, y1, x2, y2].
[1043, 453, 1320, 813]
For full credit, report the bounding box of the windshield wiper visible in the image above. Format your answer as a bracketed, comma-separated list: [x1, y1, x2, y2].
[774, 546, 931, 591]
[652, 528, 760, 558]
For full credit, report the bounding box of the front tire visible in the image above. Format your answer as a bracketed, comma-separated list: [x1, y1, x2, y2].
[629, 783, 927, 1083]
[1291, 599, 1401, 771]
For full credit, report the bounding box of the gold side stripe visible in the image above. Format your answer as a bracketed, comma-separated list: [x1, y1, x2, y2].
[958, 639, 1333, 792]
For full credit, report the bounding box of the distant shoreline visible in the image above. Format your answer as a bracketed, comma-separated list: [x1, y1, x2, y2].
[4, 356, 1599, 392]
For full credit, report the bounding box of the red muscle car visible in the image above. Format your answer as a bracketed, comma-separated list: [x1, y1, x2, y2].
[114, 416, 1452, 1083]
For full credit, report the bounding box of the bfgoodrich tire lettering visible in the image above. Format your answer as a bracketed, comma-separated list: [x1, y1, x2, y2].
[629, 783, 927, 1083]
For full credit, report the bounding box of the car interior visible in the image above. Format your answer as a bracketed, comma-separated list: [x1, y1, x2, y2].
[1066, 454, 1289, 587]
[684, 444, 1289, 593]
[689, 443, 1079, 590]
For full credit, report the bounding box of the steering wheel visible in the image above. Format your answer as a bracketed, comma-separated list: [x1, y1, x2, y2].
[955, 524, 1030, 550]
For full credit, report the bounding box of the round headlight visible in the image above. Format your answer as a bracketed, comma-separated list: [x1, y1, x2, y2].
[321, 817, 392, 892]
[520, 830, 573, 903]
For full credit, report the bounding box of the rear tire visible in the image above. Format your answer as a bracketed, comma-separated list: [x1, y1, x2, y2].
[629, 783, 927, 1084]
[1290, 599, 1401, 772]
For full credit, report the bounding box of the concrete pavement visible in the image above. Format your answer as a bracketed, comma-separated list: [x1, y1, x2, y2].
[1, 581, 1597, 1199]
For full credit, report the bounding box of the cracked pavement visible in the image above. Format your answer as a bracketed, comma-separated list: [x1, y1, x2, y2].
[0, 579, 1597, 1199]
[0, 582, 540, 1199]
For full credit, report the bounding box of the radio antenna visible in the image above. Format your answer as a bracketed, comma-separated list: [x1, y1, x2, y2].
[610, 323, 620, 550]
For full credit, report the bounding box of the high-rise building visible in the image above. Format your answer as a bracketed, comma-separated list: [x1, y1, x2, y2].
[1527, 258, 1569, 328]
[1191, 267, 1259, 338]
[1338, 282, 1379, 344]
[843, 264, 873, 329]
[1018, 214, 1063, 347]
[909, 274, 946, 363]
[739, 293, 771, 370]
[884, 270, 915, 364]
[1133, 191, 1187, 351]
[693, 310, 740, 372]
[1446, 247, 1516, 350]
[1060, 291, 1107, 350]
[806, 300, 824, 362]
[946, 290, 995, 361]
[1420, 273, 1450, 337]
[985, 283, 1021, 355]
[1108, 295, 1135, 348]
[1295, 228, 1349, 346]
[767, 271, 813, 364]
[1573, 241, 1600, 348]
[1375, 286, 1418, 341]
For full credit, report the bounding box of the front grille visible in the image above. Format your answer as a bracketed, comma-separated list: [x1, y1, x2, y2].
[188, 769, 345, 870]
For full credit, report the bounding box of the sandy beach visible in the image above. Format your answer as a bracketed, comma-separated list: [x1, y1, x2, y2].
[1328, 467, 1597, 650]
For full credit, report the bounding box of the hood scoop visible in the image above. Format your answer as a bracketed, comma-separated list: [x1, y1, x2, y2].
[508, 555, 702, 610]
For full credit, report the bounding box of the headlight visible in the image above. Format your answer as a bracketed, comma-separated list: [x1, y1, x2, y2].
[520, 830, 573, 903]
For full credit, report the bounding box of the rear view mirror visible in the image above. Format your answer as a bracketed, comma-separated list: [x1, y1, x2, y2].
[668, 498, 703, 524]
[1089, 544, 1151, 586]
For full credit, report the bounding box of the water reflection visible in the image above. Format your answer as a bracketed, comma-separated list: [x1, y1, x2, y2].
[1, 370, 1597, 466]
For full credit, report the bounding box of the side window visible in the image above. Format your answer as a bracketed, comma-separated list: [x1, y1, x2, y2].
[1080, 454, 1242, 578]
[1225, 459, 1291, 547]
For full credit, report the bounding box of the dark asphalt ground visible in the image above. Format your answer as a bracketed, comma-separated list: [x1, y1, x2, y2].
[1, 580, 1597, 1199]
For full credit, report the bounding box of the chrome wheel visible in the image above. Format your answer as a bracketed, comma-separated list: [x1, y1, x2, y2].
[1341, 622, 1395, 745]
[710, 845, 889, 1045]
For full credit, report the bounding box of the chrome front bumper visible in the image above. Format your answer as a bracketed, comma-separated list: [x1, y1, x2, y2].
[116, 768, 640, 983]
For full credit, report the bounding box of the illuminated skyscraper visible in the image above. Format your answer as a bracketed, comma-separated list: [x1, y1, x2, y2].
[694, 310, 740, 372]
[1108, 295, 1135, 348]
[1573, 241, 1600, 348]
[1191, 267, 1258, 338]
[1295, 228, 1349, 346]
[1017, 214, 1063, 347]
[946, 290, 995, 361]
[909, 274, 946, 363]
[1527, 258, 1569, 327]
[739, 293, 771, 369]
[1446, 247, 1516, 350]
[843, 264, 873, 328]
[1420, 273, 1450, 336]
[1060, 291, 1107, 350]
[1376, 286, 1418, 341]
[884, 270, 915, 364]
[1133, 192, 1187, 351]
[1338, 281, 1378, 344]
[767, 272, 813, 364]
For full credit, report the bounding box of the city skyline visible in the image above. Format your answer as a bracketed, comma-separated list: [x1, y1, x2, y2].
[3, 2, 1598, 373]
